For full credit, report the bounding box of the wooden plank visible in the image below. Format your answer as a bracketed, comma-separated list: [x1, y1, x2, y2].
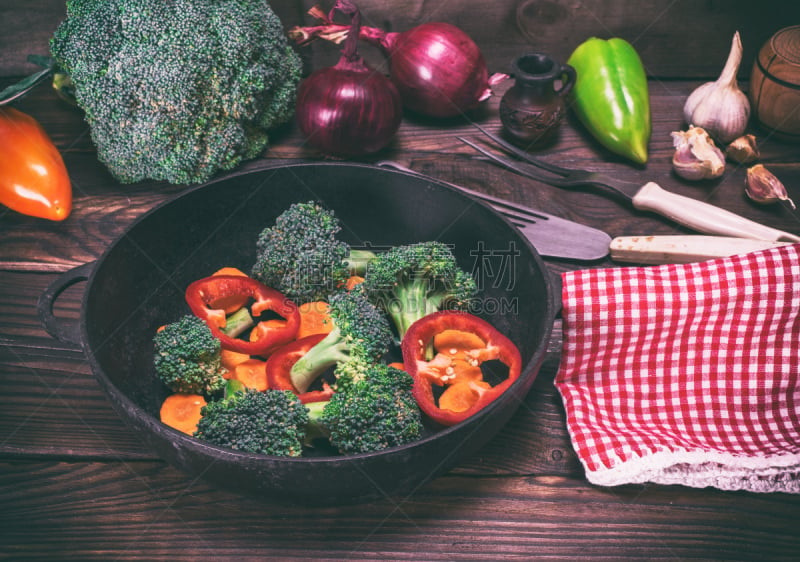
[0, 277, 575, 473]
[1, 9, 798, 558]
[1, 461, 799, 560]
[0, 1, 65, 77]
[300, 0, 800, 79]
[5, 2, 800, 79]
[3, 79, 799, 274]
[0, 0, 306, 78]
[0, 338, 157, 460]
[0, 263, 572, 472]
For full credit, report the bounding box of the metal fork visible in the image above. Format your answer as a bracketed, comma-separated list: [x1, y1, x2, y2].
[459, 136, 632, 200]
[374, 160, 612, 260]
[460, 129, 800, 243]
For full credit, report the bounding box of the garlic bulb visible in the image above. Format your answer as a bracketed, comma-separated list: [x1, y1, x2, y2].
[683, 31, 750, 143]
[671, 126, 726, 181]
[745, 164, 795, 209]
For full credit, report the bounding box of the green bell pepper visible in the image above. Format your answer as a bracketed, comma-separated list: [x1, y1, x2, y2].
[567, 37, 651, 165]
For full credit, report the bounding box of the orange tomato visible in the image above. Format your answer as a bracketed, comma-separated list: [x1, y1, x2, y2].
[0, 107, 71, 221]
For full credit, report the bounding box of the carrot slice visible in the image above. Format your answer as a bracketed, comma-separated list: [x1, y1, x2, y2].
[221, 348, 251, 373]
[214, 267, 248, 277]
[210, 267, 250, 314]
[430, 329, 489, 383]
[449, 356, 484, 383]
[433, 329, 486, 352]
[438, 381, 491, 413]
[160, 393, 207, 435]
[297, 301, 334, 339]
[388, 361, 406, 371]
[345, 275, 365, 290]
[233, 358, 268, 391]
[250, 319, 289, 342]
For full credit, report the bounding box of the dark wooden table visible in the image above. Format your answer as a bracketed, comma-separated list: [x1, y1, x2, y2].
[2, 78, 799, 560]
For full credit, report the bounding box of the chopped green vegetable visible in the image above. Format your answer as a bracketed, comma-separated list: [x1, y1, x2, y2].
[251, 201, 375, 304]
[195, 380, 309, 457]
[289, 290, 394, 393]
[315, 361, 423, 455]
[153, 315, 227, 395]
[361, 241, 478, 339]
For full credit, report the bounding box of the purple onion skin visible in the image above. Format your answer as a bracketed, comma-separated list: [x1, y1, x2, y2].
[382, 23, 489, 118]
[296, 66, 403, 157]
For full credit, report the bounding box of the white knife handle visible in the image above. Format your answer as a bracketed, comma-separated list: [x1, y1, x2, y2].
[631, 182, 800, 243]
[610, 235, 793, 264]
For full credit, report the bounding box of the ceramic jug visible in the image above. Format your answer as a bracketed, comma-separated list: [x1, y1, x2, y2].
[499, 53, 576, 146]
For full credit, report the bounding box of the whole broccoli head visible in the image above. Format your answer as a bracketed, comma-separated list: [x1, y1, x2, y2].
[289, 290, 394, 394]
[153, 314, 227, 395]
[361, 241, 478, 339]
[50, 0, 302, 185]
[251, 201, 351, 304]
[318, 362, 423, 455]
[194, 381, 309, 457]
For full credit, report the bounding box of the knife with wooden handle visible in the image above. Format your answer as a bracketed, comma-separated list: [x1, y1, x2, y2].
[465, 129, 800, 244]
[631, 183, 800, 243]
[610, 235, 794, 264]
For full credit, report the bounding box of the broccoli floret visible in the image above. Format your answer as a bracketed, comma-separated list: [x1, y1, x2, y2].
[49, 0, 302, 185]
[251, 201, 375, 304]
[361, 241, 478, 339]
[315, 362, 423, 455]
[153, 314, 227, 395]
[194, 380, 309, 457]
[289, 290, 393, 394]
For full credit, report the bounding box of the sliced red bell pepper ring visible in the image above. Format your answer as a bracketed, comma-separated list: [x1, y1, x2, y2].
[186, 275, 300, 356]
[401, 310, 522, 426]
[265, 334, 334, 404]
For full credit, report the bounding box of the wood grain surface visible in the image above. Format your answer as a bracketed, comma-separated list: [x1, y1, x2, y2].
[3, 1, 800, 79]
[2, 74, 800, 560]
[2, 3, 800, 558]
[300, 0, 800, 81]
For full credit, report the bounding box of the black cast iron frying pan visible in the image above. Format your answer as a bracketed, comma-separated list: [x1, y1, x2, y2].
[38, 162, 557, 503]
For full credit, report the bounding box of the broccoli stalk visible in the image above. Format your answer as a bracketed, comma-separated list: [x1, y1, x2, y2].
[289, 290, 393, 393]
[153, 314, 227, 395]
[343, 248, 378, 277]
[218, 306, 254, 339]
[50, 0, 302, 185]
[194, 380, 310, 457]
[361, 241, 478, 339]
[302, 399, 331, 446]
[289, 326, 351, 393]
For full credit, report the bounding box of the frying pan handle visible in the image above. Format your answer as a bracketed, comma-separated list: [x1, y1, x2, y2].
[37, 261, 95, 347]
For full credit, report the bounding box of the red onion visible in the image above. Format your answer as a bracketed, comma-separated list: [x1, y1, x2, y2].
[290, 8, 506, 118]
[295, 1, 402, 156]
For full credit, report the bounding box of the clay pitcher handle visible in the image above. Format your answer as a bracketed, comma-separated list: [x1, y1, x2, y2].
[556, 64, 576, 97]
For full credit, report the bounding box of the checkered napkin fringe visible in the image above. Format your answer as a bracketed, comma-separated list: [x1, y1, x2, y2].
[555, 244, 800, 493]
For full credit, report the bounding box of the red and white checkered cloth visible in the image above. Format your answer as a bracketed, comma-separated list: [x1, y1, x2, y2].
[555, 243, 800, 493]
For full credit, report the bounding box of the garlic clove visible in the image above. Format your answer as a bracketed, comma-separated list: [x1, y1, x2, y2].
[671, 126, 726, 181]
[683, 31, 751, 144]
[725, 134, 760, 164]
[745, 164, 795, 208]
